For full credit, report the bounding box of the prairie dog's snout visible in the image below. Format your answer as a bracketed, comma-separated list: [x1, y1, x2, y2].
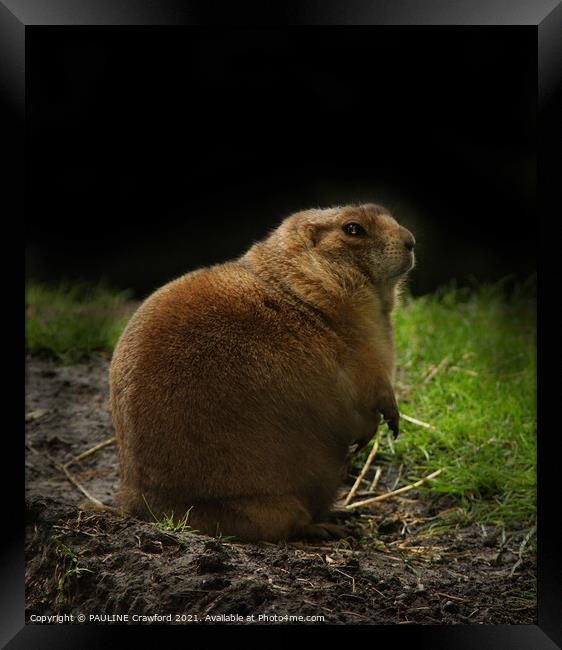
[110, 203, 415, 541]
[370, 214, 417, 277]
[402, 228, 416, 251]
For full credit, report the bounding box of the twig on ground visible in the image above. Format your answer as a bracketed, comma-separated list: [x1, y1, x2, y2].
[353, 490, 378, 497]
[435, 592, 469, 602]
[449, 365, 479, 376]
[59, 463, 106, 508]
[25, 408, 50, 423]
[303, 600, 334, 613]
[509, 524, 537, 578]
[368, 466, 383, 492]
[390, 464, 404, 491]
[423, 356, 451, 383]
[345, 469, 443, 509]
[331, 567, 356, 593]
[288, 543, 356, 554]
[401, 414, 433, 429]
[493, 528, 508, 565]
[201, 594, 224, 616]
[340, 611, 368, 620]
[393, 495, 420, 504]
[343, 430, 382, 506]
[37, 446, 107, 509]
[64, 437, 116, 468]
[346, 474, 371, 488]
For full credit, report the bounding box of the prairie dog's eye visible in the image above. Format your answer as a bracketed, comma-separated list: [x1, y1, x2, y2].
[342, 222, 367, 237]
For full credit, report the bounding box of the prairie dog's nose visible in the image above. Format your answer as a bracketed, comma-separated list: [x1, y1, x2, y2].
[399, 226, 416, 251]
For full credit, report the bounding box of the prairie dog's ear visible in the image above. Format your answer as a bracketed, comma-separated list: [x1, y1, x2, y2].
[297, 222, 321, 247]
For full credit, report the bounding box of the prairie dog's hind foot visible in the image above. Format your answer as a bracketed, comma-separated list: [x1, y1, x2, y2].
[295, 522, 349, 540]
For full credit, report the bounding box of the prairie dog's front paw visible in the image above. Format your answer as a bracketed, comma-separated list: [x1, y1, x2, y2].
[377, 389, 400, 439]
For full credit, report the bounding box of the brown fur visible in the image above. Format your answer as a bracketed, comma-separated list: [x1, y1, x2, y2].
[109, 203, 415, 541]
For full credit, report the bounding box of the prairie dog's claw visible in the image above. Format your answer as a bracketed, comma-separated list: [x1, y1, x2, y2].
[386, 413, 400, 439]
[379, 392, 400, 439]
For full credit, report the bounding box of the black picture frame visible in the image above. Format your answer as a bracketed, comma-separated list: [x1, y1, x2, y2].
[6, 0, 559, 647]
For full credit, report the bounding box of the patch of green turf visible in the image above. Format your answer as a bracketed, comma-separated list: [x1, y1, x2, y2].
[25, 282, 133, 363]
[141, 495, 198, 543]
[356, 276, 536, 529]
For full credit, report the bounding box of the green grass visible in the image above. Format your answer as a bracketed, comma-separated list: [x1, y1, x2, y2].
[141, 495, 198, 544]
[53, 539, 93, 606]
[25, 282, 133, 363]
[25, 278, 536, 529]
[357, 276, 536, 529]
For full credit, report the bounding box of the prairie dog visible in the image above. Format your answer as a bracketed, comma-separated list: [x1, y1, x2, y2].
[110, 204, 415, 541]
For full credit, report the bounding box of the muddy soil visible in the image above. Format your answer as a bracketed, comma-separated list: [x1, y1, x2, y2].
[25, 355, 536, 625]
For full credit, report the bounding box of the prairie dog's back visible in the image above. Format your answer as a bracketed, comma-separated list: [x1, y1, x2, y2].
[110, 261, 349, 512]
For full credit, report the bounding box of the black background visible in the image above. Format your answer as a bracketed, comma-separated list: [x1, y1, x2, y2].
[26, 27, 536, 298]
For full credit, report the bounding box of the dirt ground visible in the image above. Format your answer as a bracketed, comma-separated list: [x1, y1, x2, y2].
[25, 355, 536, 625]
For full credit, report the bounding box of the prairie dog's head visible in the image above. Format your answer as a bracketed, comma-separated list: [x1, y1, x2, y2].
[275, 203, 416, 285]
